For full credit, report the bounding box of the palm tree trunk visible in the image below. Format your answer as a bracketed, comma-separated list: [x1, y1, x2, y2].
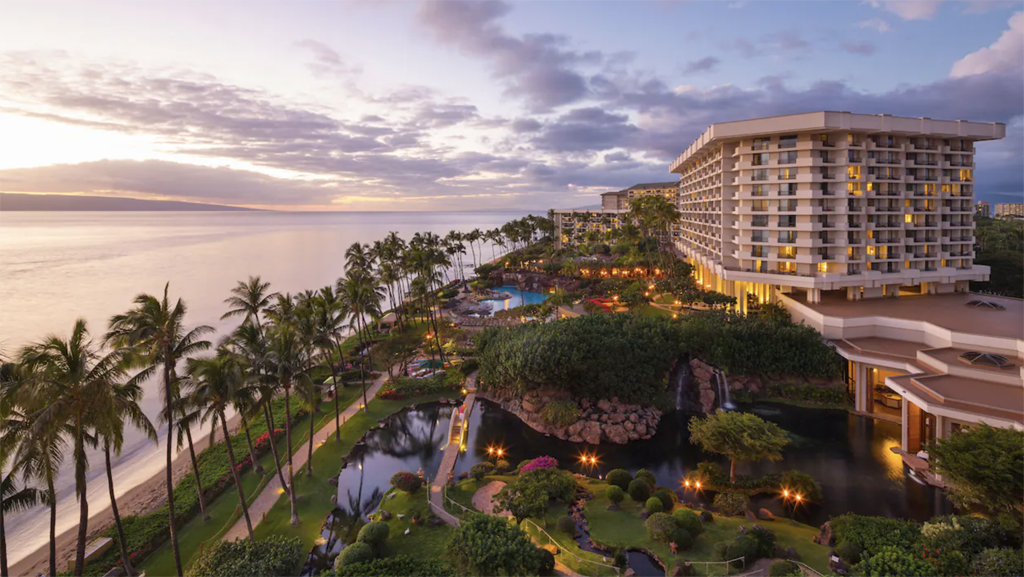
[221, 413, 254, 541]
[305, 405, 315, 476]
[283, 385, 300, 526]
[163, 362, 183, 577]
[1, 486, 7, 577]
[73, 428, 88, 577]
[355, 322, 369, 413]
[262, 404, 289, 502]
[47, 480, 56, 577]
[241, 414, 264, 474]
[326, 352, 341, 442]
[209, 421, 217, 453]
[730, 459, 737, 484]
[105, 445, 134, 576]
[183, 426, 209, 521]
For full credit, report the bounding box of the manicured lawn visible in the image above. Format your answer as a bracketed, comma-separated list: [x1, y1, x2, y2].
[582, 479, 830, 575]
[374, 488, 453, 560]
[639, 304, 676, 318]
[252, 392, 452, 551]
[139, 389, 363, 576]
[522, 502, 619, 577]
[652, 294, 677, 306]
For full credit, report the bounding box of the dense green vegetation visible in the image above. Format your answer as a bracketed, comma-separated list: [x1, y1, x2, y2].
[972, 216, 1023, 298]
[186, 535, 303, 577]
[688, 410, 790, 483]
[927, 424, 1024, 519]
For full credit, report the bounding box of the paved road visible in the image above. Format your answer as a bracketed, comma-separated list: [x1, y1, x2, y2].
[222, 373, 390, 541]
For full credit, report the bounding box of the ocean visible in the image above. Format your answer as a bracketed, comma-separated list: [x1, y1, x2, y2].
[0, 209, 527, 565]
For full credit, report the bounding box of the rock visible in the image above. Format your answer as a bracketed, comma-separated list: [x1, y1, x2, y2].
[745, 510, 757, 521]
[599, 414, 609, 423]
[635, 423, 647, 436]
[583, 431, 601, 444]
[624, 421, 634, 432]
[758, 508, 776, 521]
[629, 413, 639, 423]
[597, 399, 612, 412]
[608, 413, 626, 424]
[624, 570, 636, 577]
[699, 388, 716, 413]
[568, 421, 585, 436]
[568, 434, 582, 443]
[628, 431, 639, 441]
[380, 510, 392, 520]
[814, 521, 835, 546]
[521, 398, 541, 413]
[581, 398, 591, 409]
[591, 414, 600, 421]
[603, 424, 629, 444]
[610, 396, 619, 404]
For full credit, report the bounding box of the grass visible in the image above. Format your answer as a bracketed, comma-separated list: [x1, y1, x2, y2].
[582, 479, 830, 575]
[639, 304, 676, 318]
[138, 388, 363, 576]
[373, 488, 453, 560]
[522, 502, 619, 577]
[252, 391, 452, 551]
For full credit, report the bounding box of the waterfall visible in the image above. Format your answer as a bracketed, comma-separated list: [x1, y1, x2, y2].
[716, 371, 735, 410]
[673, 359, 692, 411]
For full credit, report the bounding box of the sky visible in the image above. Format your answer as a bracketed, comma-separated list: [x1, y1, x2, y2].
[0, 0, 1021, 211]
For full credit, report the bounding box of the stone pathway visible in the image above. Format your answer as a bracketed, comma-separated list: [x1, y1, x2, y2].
[222, 372, 391, 541]
[471, 481, 509, 516]
[427, 393, 476, 526]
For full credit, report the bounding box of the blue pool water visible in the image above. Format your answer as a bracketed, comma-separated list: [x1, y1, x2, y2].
[485, 285, 549, 314]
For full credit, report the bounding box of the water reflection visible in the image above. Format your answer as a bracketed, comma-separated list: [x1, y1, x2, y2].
[455, 399, 951, 525]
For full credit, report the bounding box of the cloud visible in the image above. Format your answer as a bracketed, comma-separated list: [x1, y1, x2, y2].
[295, 39, 362, 78]
[842, 41, 877, 55]
[763, 30, 809, 51]
[684, 57, 720, 74]
[950, 11, 1023, 78]
[858, 18, 891, 32]
[867, 0, 1013, 20]
[531, 107, 640, 153]
[418, 0, 598, 111]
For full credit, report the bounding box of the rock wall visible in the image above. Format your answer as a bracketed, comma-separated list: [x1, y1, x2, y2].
[479, 389, 661, 445]
[687, 358, 763, 413]
[490, 270, 580, 293]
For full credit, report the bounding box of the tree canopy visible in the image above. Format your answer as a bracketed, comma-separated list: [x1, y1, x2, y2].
[445, 514, 543, 576]
[688, 410, 790, 482]
[928, 424, 1024, 518]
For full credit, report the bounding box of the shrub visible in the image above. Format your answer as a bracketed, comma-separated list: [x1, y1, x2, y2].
[645, 497, 664, 513]
[830, 514, 921, 559]
[628, 479, 652, 502]
[971, 547, 1024, 577]
[521, 456, 558, 472]
[537, 547, 556, 575]
[652, 487, 677, 511]
[835, 540, 862, 564]
[606, 469, 632, 490]
[606, 485, 625, 504]
[446, 514, 542, 576]
[540, 400, 580, 427]
[921, 515, 1003, 557]
[187, 536, 303, 577]
[780, 470, 823, 503]
[768, 560, 801, 577]
[515, 459, 533, 472]
[356, 522, 390, 554]
[853, 545, 933, 576]
[673, 509, 703, 537]
[645, 512, 678, 543]
[713, 492, 749, 516]
[390, 472, 421, 494]
[470, 462, 494, 481]
[459, 359, 480, 376]
[557, 515, 577, 535]
[673, 528, 694, 551]
[494, 459, 511, 473]
[712, 541, 729, 562]
[613, 550, 627, 569]
[335, 556, 453, 577]
[747, 525, 777, 558]
[335, 542, 374, 570]
[635, 469, 657, 488]
[724, 534, 759, 567]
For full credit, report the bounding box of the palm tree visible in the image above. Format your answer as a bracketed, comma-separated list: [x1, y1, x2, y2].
[0, 358, 44, 577]
[17, 320, 128, 576]
[312, 288, 348, 442]
[106, 284, 212, 577]
[338, 271, 383, 412]
[95, 375, 155, 576]
[166, 381, 212, 522]
[222, 276, 279, 339]
[296, 369, 320, 477]
[186, 352, 255, 540]
[1, 472, 41, 577]
[8, 412, 62, 577]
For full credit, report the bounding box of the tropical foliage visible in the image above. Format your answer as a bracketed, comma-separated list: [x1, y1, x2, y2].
[445, 514, 545, 576]
[688, 410, 790, 482]
[927, 424, 1024, 518]
[185, 535, 302, 577]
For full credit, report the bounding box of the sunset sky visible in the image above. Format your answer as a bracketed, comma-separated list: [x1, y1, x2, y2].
[0, 0, 1021, 211]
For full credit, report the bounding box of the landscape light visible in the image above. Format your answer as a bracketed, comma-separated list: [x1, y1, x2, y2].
[795, 494, 802, 502]
[695, 481, 701, 489]
[783, 489, 789, 498]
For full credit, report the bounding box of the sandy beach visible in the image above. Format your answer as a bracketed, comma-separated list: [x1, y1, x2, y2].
[10, 412, 244, 577]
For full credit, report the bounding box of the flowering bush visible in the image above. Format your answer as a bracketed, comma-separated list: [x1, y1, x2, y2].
[390, 471, 422, 493]
[520, 456, 558, 473]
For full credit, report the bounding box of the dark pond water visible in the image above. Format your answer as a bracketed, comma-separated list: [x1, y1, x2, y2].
[454, 399, 952, 526]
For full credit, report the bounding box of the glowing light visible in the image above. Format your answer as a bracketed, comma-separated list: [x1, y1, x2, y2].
[277, 488, 286, 495]
[695, 481, 701, 489]
[795, 494, 802, 502]
[684, 480, 691, 487]
[358, 462, 363, 470]
[783, 489, 789, 498]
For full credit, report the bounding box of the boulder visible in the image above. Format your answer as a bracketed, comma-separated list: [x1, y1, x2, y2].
[627, 431, 639, 441]
[635, 423, 647, 436]
[608, 413, 626, 424]
[597, 399, 612, 412]
[568, 421, 585, 436]
[581, 398, 591, 410]
[629, 413, 639, 423]
[603, 424, 629, 444]
[757, 508, 776, 521]
[568, 435, 583, 443]
[814, 521, 835, 546]
[521, 398, 541, 413]
[744, 510, 757, 521]
[591, 414, 600, 421]
[624, 421, 634, 432]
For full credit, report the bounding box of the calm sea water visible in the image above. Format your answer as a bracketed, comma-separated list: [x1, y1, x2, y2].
[0, 210, 525, 565]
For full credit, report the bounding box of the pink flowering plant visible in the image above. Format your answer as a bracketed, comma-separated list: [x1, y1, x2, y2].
[521, 456, 558, 472]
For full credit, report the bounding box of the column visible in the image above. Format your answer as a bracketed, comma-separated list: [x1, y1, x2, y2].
[903, 401, 922, 453]
[808, 288, 822, 303]
[855, 362, 870, 413]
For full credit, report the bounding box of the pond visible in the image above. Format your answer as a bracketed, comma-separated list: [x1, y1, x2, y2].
[480, 284, 549, 315]
[453, 399, 952, 526]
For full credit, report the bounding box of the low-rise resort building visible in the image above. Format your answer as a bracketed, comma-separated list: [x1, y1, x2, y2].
[553, 182, 678, 249]
[554, 111, 1021, 459]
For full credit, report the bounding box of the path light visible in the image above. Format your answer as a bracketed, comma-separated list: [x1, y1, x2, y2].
[315, 537, 327, 547]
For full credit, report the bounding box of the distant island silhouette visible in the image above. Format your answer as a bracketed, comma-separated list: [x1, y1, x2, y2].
[0, 193, 260, 211]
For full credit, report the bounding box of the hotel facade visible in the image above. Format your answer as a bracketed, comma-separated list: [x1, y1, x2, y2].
[670, 111, 1019, 454]
[553, 111, 1021, 455]
[553, 182, 678, 249]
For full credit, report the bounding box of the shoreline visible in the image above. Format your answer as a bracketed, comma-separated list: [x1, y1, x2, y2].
[10, 411, 244, 577]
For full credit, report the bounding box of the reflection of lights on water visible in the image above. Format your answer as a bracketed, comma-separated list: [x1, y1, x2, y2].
[315, 537, 327, 546]
[358, 462, 363, 470]
[877, 438, 904, 480]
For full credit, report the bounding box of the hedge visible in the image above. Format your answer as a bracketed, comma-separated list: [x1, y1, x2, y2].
[186, 535, 302, 577]
[377, 368, 462, 401]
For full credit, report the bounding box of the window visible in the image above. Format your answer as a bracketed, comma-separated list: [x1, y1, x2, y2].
[779, 134, 798, 149]
[847, 133, 861, 145]
[817, 262, 829, 273]
[752, 137, 770, 151]
[847, 182, 862, 195]
[752, 169, 768, 181]
[779, 151, 797, 164]
[752, 184, 768, 196]
[960, 169, 973, 182]
[778, 216, 796, 227]
[923, 183, 936, 195]
[848, 150, 862, 162]
[848, 165, 862, 180]
[752, 231, 768, 242]
[752, 152, 769, 166]
[751, 246, 766, 257]
[752, 200, 768, 212]
[778, 168, 797, 180]
[779, 183, 797, 196]
[778, 231, 797, 243]
[752, 215, 769, 227]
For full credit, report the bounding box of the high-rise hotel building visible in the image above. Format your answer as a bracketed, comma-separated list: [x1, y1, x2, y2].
[669, 111, 1006, 311]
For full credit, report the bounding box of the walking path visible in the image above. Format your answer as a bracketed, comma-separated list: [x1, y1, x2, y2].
[428, 391, 476, 526]
[222, 372, 391, 541]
